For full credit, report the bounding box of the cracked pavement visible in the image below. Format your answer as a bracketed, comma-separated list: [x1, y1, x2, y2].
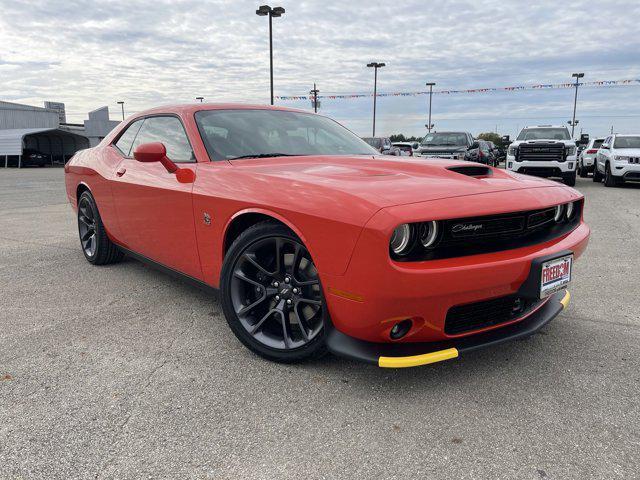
[1, 167, 639, 479]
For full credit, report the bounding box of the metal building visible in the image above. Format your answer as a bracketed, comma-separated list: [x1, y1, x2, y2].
[0, 101, 120, 167]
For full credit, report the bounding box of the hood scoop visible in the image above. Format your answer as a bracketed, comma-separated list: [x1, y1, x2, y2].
[447, 165, 493, 178]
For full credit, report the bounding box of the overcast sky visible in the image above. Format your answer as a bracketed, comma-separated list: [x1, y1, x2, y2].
[1, 0, 639, 138]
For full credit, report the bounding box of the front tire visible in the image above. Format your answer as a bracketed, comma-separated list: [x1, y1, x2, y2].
[593, 164, 603, 182]
[604, 163, 619, 187]
[563, 171, 576, 187]
[77, 191, 124, 265]
[220, 222, 327, 363]
[578, 162, 588, 178]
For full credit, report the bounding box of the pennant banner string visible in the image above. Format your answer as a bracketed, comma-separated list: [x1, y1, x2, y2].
[276, 79, 640, 101]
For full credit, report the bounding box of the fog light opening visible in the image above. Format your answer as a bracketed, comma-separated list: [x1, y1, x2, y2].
[390, 319, 412, 340]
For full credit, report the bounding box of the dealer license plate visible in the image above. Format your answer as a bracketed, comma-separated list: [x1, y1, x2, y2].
[540, 254, 572, 298]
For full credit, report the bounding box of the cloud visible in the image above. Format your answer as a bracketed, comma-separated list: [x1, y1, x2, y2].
[1, 0, 639, 137]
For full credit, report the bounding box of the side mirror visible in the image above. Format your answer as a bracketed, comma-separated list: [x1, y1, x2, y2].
[133, 142, 178, 173]
[501, 135, 510, 143]
[381, 146, 391, 153]
[470, 141, 480, 150]
[412, 142, 419, 149]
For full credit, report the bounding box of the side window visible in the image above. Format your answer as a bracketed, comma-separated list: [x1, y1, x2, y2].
[114, 119, 144, 156]
[131, 116, 194, 162]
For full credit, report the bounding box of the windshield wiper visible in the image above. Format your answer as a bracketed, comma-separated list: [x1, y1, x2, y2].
[229, 153, 301, 160]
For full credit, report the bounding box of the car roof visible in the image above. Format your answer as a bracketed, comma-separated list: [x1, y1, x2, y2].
[132, 103, 313, 118]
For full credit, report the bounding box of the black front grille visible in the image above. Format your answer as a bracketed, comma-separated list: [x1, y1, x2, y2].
[421, 150, 459, 156]
[445, 295, 544, 335]
[518, 167, 564, 178]
[395, 201, 582, 261]
[517, 143, 565, 162]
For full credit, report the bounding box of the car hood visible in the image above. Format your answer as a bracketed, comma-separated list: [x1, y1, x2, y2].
[229, 155, 561, 208]
[511, 140, 574, 146]
[614, 148, 640, 156]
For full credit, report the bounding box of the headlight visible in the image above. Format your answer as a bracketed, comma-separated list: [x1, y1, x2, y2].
[457, 152, 466, 160]
[614, 155, 628, 161]
[566, 202, 574, 219]
[566, 146, 576, 156]
[390, 224, 413, 256]
[507, 145, 518, 156]
[419, 221, 439, 248]
[554, 204, 565, 222]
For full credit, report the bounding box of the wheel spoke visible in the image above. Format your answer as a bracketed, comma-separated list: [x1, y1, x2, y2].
[297, 298, 321, 306]
[279, 311, 290, 349]
[81, 229, 94, 242]
[294, 305, 310, 341]
[233, 270, 262, 288]
[243, 253, 275, 276]
[250, 309, 277, 334]
[291, 244, 302, 276]
[274, 238, 283, 274]
[78, 215, 92, 228]
[296, 279, 319, 287]
[237, 294, 268, 316]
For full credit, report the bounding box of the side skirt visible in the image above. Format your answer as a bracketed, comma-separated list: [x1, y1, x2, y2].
[117, 246, 219, 297]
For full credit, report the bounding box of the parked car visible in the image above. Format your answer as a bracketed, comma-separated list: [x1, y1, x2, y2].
[65, 104, 589, 368]
[468, 140, 498, 166]
[362, 137, 401, 156]
[416, 131, 477, 160]
[577, 138, 604, 177]
[22, 148, 49, 167]
[392, 142, 415, 156]
[594, 134, 640, 186]
[505, 125, 578, 186]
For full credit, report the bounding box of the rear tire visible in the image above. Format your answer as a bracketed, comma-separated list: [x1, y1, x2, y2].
[563, 171, 576, 187]
[578, 162, 588, 178]
[77, 191, 124, 265]
[220, 222, 327, 363]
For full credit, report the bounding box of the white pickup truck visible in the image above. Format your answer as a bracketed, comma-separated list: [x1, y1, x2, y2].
[505, 125, 578, 186]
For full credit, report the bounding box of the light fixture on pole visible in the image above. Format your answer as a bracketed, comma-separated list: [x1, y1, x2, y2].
[196, 97, 205, 103]
[569, 72, 584, 138]
[425, 82, 435, 132]
[366, 62, 385, 137]
[117, 101, 125, 121]
[256, 5, 286, 105]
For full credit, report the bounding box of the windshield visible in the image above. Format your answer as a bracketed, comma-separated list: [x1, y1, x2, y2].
[421, 132, 468, 146]
[517, 128, 571, 141]
[613, 136, 640, 149]
[593, 139, 604, 148]
[362, 137, 382, 148]
[194, 109, 378, 160]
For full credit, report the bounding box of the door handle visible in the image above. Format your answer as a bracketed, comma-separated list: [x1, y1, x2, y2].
[116, 167, 126, 177]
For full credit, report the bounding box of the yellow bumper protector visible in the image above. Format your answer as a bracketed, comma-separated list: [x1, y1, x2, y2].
[560, 290, 571, 309]
[378, 348, 459, 368]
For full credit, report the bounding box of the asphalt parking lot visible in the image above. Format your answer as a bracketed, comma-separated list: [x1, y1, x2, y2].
[1, 167, 639, 479]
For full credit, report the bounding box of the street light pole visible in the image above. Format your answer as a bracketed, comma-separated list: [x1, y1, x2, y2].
[367, 62, 385, 137]
[570, 72, 584, 138]
[310, 83, 319, 113]
[117, 101, 125, 121]
[426, 82, 435, 132]
[256, 5, 285, 105]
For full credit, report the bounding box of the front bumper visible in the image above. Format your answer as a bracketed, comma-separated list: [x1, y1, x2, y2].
[611, 162, 640, 179]
[507, 157, 576, 176]
[326, 290, 570, 368]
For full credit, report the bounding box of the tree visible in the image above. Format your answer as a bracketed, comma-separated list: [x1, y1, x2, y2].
[477, 132, 504, 147]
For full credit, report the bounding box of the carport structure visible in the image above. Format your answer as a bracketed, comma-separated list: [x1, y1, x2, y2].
[0, 128, 90, 167]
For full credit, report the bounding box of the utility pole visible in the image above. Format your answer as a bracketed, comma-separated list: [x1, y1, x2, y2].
[569, 72, 584, 138]
[425, 82, 435, 132]
[367, 62, 385, 137]
[117, 101, 125, 121]
[310, 83, 319, 113]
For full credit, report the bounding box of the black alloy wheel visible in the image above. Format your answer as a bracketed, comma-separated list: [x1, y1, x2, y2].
[221, 222, 327, 362]
[76, 191, 124, 265]
[78, 195, 97, 258]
